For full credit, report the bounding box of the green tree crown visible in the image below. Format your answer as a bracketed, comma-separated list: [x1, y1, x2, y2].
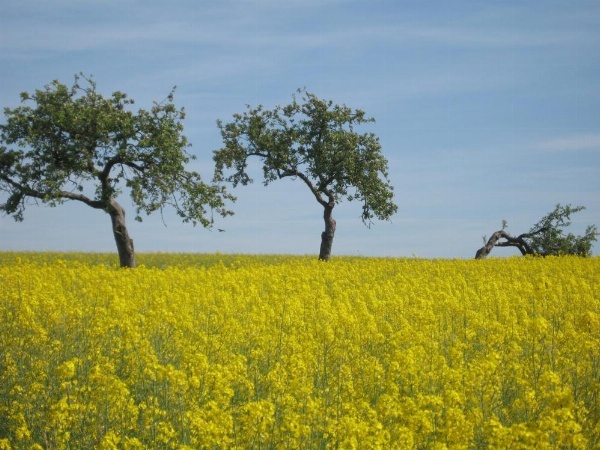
[0, 74, 233, 225]
[214, 89, 397, 225]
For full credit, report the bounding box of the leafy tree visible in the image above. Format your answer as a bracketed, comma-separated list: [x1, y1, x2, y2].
[213, 89, 397, 260]
[0, 75, 233, 267]
[475, 204, 597, 259]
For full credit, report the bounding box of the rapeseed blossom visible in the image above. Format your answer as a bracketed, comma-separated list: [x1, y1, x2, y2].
[0, 253, 599, 448]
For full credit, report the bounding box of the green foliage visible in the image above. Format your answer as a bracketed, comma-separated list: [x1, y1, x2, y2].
[213, 88, 397, 224]
[526, 204, 598, 257]
[0, 74, 233, 225]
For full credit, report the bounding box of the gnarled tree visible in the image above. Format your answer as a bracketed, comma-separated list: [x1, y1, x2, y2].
[213, 89, 398, 260]
[0, 75, 233, 267]
[475, 204, 597, 259]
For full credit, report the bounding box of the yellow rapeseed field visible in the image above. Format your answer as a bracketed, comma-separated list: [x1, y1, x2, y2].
[1, 253, 599, 449]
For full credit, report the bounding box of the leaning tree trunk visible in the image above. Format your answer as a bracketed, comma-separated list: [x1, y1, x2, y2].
[107, 198, 136, 268]
[476, 231, 514, 259]
[319, 205, 336, 261]
[475, 229, 537, 259]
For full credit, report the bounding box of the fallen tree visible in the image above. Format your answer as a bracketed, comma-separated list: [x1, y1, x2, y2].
[475, 204, 597, 259]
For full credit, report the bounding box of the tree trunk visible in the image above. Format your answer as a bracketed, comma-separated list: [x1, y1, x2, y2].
[319, 205, 336, 261]
[107, 198, 135, 268]
[475, 230, 533, 259]
[476, 231, 510, 259]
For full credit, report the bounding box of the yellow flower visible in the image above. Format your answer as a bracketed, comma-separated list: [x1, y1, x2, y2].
[0, 253, 598, 447]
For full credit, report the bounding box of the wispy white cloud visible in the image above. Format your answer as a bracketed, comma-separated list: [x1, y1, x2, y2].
[4, 1, 597, 57]
[536, 134, 600, 152]
[388, 23, 597, 49]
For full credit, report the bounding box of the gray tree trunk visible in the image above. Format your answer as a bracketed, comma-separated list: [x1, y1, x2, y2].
[319, 205, 336, 261]
[475, 230, 533, 259]
[476, 231, 510, 259]
[107, 198, 136, 268]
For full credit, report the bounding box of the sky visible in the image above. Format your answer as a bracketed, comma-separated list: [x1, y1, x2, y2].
[1, 0, 599, 258]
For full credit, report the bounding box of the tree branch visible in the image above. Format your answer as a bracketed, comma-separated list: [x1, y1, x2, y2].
[1, 174, 105, 209]
[248, 150, 269, 159]
[475, 227, 549, 259]
[293, 170, 328, 207]
[54, 190, 106, 209]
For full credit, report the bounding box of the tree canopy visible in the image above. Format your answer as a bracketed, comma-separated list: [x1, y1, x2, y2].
[475, 204, 597, 259]
[0, 74, 233, 267]
[213, 89, 398, 260]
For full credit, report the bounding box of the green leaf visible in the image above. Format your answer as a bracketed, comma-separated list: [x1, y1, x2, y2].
[214, 88, 398, 223]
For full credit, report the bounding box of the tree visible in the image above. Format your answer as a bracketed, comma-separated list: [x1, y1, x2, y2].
[475, 204, 597, 259]
[0, 75, 233, 267]
[213, 89, 398, 260]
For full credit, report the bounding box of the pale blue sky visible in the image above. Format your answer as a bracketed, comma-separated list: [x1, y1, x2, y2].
[1, 0, 599, 258]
